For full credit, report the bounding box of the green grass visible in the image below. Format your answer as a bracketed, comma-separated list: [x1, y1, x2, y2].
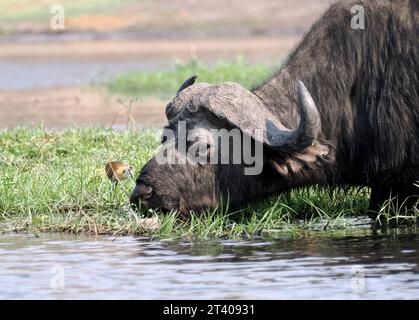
[106, 57, 274, 100]
[1, 127, 417, 239]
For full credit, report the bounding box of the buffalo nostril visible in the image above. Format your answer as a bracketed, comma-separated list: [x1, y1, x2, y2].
[138, 184, 153, 201]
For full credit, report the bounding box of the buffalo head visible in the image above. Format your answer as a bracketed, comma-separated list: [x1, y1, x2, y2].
[130, 76, 332, 215]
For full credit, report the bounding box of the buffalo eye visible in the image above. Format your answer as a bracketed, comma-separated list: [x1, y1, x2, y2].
[192, 143, 212, 164]
[196, 144, 210, 157]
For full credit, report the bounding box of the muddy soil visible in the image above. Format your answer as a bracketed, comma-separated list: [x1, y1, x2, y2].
[0, 0, 332, 129]
[0, 37, 299, 129]
[1, 0, 330, 39]
[0, 87, 166, 130]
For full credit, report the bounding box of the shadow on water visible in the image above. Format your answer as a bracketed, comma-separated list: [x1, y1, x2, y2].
[0, 229, 418, 299]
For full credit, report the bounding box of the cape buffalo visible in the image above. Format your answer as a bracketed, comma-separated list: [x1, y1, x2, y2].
[130, 0, 419, 218]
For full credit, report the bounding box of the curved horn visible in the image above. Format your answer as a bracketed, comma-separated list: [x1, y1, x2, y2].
[190, 81, 321, 151]
[177, 74, 198, 94]
[257, 81, 321, 149]
[287, 80, 321, 149]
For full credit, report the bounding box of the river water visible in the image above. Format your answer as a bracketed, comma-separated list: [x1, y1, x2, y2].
[0, 58, 170, 90]
[0, 231, 418, 299]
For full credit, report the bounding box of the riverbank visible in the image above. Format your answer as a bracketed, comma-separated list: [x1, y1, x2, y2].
[0, 58, 272, 129]
[1, 127, 417, 238]
[0, 87, 166, 129]
[0, 0, 329, 39]
[0, 35, 295, 130]
[0, 37, 298, 61]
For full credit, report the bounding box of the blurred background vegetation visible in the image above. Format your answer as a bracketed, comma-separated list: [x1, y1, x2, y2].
[0, 0, 329, 36]
[0, 0, 330, 130]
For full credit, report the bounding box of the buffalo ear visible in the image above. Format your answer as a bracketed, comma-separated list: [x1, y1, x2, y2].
[269, 141, 334, 177]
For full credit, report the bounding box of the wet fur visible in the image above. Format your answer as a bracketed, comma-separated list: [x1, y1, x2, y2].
[133, 0, 419, 215]
[253, 0, 419, 209]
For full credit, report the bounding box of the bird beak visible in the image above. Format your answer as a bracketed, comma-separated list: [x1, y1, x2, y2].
[128, 168, 134, 180]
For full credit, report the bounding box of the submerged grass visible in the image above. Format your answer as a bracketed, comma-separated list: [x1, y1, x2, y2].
[106, 57, 273, 99]
[0, 128, 417, 239]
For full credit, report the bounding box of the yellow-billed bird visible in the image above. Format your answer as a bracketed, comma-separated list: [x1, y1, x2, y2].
[105, 161, 134, 187]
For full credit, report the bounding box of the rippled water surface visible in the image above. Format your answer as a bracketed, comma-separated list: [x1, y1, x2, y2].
[1, 231, 419, 299]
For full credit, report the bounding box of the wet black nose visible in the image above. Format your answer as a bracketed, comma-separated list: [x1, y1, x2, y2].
[130, 184, 153, 210]
[130, 184, 153, 209]
[138, 184, 153, 201]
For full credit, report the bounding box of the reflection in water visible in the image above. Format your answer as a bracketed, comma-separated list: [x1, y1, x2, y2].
[0, 231, 418, 299]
